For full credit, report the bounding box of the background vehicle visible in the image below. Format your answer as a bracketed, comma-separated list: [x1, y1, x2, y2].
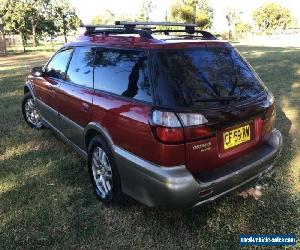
[22, 22, 282, 208]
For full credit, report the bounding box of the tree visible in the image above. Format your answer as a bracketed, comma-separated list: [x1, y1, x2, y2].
[252, 3, 292, 33]
[0, 0, 31, 51]
[235, 22, 252, 34]
[26, 0, 50, 47]
[170, 0, 213, 29]
[91, 11, 134, 25]
[225, 9, 241, 40]
[136, 0, 156, 21]
[53, 0, 81, 43]
[91, 10, 115, 25]
[91, 16, 103, 25]
[0, 0, 80, 48]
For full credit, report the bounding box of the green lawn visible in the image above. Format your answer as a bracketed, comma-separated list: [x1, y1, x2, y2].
[0, 46, 299, 249]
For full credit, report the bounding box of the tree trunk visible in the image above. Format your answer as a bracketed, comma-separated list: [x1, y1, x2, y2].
[21, 33, 26, 53]
[32, 22, 37, 47]
[24, 35, 27, 46]
[62, 14, 67, 43]
[63, 28, 67, 43]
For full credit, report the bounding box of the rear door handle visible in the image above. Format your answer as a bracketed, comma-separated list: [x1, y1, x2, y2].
[82, 103, 89, 112]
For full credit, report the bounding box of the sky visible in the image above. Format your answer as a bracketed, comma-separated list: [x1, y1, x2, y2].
[70, 0, 300, 32]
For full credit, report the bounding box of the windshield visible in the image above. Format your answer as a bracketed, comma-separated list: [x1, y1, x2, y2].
[150, 47, 266, 109]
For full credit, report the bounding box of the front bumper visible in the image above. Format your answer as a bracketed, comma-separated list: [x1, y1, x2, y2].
[114, 129, 282, 208]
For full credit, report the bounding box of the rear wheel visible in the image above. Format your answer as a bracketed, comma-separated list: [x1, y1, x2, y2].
[88, 136, 121, 205]
[22, 92, 43, 129]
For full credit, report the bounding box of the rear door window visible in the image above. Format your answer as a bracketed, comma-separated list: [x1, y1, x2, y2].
[45, 48, 73, 79]
[65, 47, 95, 88]
[94, 48, 152, 103]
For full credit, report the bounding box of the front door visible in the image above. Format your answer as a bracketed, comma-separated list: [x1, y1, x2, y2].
[55, 47, 95, 149]
[34, 48, 73, 128]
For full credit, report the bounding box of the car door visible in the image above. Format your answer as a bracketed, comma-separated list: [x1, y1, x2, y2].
[34, 48, 73, 128]
[55, 46, 95, 149]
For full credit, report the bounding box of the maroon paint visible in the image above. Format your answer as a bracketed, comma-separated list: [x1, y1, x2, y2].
[91, 91, 186, 167]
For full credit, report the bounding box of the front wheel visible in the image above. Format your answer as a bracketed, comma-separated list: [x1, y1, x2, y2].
[22, 92, 43, 129]
[88, 136, 121, 205]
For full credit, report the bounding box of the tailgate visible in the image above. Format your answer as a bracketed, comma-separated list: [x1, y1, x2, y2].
[185, 118, 264, 174]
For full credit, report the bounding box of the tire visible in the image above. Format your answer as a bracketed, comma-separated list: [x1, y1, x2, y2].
[22, 92, 44, 129]
[88, 135, 121, 205]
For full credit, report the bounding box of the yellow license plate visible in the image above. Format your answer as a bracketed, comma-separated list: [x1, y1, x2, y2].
[223, 124, 251, 150]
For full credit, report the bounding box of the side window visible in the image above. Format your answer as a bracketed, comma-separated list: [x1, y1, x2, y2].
[94, 49, 152, 103]
[45, 48, 73, 79]
[66, 47, 94, 88]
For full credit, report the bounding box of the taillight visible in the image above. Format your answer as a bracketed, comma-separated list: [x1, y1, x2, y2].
[178, 113, 212, 141]
[155, 127, 184, 143]
[262, 103, 276, 135]
[150, 110, 212, 143]
[151, 111, 184, 143]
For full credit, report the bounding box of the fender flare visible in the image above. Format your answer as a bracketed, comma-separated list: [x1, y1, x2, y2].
[24, 81, 36, 99]
[83, 122, 114, 150]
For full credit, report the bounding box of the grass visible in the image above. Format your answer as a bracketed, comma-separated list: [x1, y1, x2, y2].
[6, 42, 63, 54]
[0, 46, 299, 249]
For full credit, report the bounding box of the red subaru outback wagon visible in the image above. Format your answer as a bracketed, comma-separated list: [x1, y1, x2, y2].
[22, 22, 282, 208]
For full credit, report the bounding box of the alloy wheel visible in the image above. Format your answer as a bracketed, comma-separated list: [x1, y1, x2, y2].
[91, 147, 113, 199]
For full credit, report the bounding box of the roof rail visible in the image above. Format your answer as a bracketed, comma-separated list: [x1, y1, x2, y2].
[115, 21, 197, 27]
[81, 22, 216, 40]
[114, 21, 216, 39]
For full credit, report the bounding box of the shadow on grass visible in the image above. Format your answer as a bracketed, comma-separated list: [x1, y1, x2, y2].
[0, 46, 299, 249]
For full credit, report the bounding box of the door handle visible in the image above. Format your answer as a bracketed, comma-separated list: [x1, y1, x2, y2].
[48, 85, 55, 98]
[82, 103, 89, 112]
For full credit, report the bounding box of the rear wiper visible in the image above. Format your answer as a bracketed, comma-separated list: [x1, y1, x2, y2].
[193, 95, 240, 102]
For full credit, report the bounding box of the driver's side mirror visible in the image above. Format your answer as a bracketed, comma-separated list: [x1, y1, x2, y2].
[31, 67, 44, 77]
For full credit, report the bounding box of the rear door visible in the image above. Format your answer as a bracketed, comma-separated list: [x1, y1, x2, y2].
[35, 48, 73, 128]
[55, 46, 95, 149]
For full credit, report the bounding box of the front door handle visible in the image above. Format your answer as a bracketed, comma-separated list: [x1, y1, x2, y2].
[48, 85, 55, 98]
[82, 102, 89, 112]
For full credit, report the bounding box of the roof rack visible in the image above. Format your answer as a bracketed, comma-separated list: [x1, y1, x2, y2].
[81, 21, 216, 40]
[82, 24, 154, 39]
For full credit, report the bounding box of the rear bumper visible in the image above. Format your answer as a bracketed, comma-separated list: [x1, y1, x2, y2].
[114, 129, 282, 208]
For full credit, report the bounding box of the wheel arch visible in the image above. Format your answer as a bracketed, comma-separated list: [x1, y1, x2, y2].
[24, 82, 35, 97]
[84, 123, 114, 153]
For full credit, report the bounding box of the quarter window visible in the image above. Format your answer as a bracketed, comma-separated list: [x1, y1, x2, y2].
[45, 48, 73, 79]
[66, 47, 94, 88]
[94, 49, 152, 102]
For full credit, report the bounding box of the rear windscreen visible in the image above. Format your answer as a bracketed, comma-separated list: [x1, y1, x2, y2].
[150, 47, 266, 109]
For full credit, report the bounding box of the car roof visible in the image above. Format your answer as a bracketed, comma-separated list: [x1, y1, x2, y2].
[63, 22, 231, 50]
[64, 34, 230, 50]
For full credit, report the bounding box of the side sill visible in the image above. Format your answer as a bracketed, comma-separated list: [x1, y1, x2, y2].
[41, 117, 88, 160]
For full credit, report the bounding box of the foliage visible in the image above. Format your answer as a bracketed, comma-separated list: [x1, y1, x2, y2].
[252, 3, 292, 33]
[225, 9, 241, 29]
[52, 0, 81, 43]
[91, 10, 116, 25]
[225, 8, 241, 40]
[91, 10, 138, 25]
[0, 0, 81, 47]
[170, 0, 213, 29]
[235, 22, 252, 34]
[136, 0, 156, 21]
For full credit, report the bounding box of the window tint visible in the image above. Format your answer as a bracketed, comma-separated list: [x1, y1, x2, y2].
[66, 47, 94, 88]
[151, 47, 266, 109]
[94, 49, 152, 102]
[46, 49, 73, 79]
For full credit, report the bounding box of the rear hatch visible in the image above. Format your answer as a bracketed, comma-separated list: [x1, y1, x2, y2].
[149, 45, 275, 174]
